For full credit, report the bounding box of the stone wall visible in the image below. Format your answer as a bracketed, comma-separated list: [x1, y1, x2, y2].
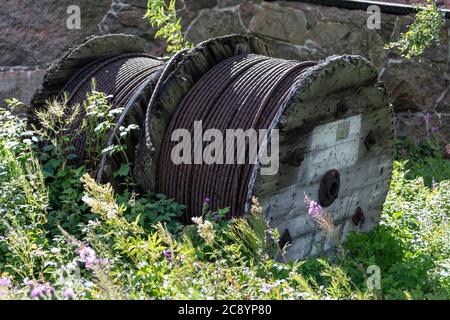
[1, 0, 449, 142]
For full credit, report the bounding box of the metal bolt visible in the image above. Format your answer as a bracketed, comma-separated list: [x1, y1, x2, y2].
[291, 149, 304, 166]
[352, 207, 365, 226]
[279, 229, 292, 248]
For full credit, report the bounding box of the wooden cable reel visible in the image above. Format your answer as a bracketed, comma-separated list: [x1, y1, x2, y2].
[252, 55, 395, 260]
[138, 35, 394, 260]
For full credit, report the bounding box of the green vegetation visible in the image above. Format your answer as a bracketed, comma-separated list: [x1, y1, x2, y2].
[144, 0, 191, 53]
[0, 94, 448, 300]
[0, 0, 448, 300]
[386, 0, 445, 59]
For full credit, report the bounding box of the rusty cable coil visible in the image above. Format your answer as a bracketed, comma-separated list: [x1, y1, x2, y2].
[157, 54, 317, 223]
[59, 53, 163, 169]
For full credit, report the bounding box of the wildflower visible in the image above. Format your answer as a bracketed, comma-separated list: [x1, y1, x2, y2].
[64, 289, 74, 300]
[423, 112, 432, 126]
[432, 179, 438, 191]
[261, 283, 272, 295]
[32, 250, 45, 257]
[65, 262, 77, 272]
[81, 173, 119, 220]
[23, 279, 34, 287]
[78, 246, 99, 269]
[0, 277, 11, 288]
[163, 249, 172, 261]
[192, 216, 203, 225]
[303, 193, 337, 235]
[431, 126, 439, 134]
[30, 286, 44, 298]
[30, 283, 54, 299]
[82, 195, 118, 219]
[304, 193, 322, 217]
[250, 196, 263, 216]
[192, 217, 215, 246]
[50, 247, 60, 254]
[178, 254, 186, 263]
[203, 197, 210, 204]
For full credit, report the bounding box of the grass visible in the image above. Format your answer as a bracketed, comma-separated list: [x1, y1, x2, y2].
[0, 99, 449, 300]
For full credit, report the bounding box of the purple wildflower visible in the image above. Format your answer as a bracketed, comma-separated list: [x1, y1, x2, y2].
[23, 279, 34, 287]
[423, 112, 432, 126]
[78, 246, 99, 269]
[431, 126, 439, 134]
[64, 289, 74, 300]
[163, 249, 172, 261]
[304, 193, 322, 217]
[30, 285, 46, 298]
[261, 283, 272, 295]
[30, 283, 54, 299]
[0, 277, 11, 288]
[308, 200, 322, 217]
[203, 197, 210, 204]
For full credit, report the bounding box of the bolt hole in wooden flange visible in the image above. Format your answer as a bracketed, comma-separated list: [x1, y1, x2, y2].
[319, 169, 340, 207]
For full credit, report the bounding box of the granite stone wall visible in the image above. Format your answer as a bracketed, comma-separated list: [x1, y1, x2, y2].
[1, 0, 449, 142]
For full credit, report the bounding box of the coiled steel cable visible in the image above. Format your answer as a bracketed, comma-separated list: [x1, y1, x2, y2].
[157, 54, 316, 222]
[59, 53, 163, 167]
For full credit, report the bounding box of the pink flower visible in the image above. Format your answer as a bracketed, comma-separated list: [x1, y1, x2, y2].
[304, 193, 322, 217]
[23, 279, 34, 287]
[78, 246, 99, 269]
[30, 283, 54, 299]
[30, 285, 45, 298]
[423, 112, 432, 126]
[163, 249, 172, 261]
[0, 277, 11, 288]
[261, 283, 272, 295]
[79, 246, 96, 260]
[64, 289, 74, 300]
